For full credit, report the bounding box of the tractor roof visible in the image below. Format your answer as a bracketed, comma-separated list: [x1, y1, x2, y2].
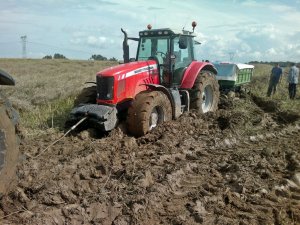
[139, 28, 196, 37]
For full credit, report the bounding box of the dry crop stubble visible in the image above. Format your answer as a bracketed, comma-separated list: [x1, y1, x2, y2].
[0, 59, 117, 135]
[250, 63, 300, 112]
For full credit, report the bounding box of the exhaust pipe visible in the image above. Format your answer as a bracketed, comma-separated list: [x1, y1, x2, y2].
[121, 28, 130, 63]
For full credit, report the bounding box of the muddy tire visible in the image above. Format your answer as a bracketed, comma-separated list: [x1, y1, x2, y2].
[190, 70, 220, 113]
[0, 92, 19, 195]
[74, 86, 97, 106]
[127, 91, 172, 137]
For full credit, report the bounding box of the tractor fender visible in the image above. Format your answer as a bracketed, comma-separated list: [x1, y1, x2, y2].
[143, 84, 177, 119]
[0, 69, 15, 86]
[180, 61, 217, 89]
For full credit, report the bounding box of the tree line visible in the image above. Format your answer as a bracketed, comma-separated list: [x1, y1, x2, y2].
[248, 61, 298, 67]
[43, 53, 117, 61]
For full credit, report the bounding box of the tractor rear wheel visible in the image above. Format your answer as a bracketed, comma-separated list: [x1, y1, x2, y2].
[0, 92, 19, 195]
[127, 91, 172, 137]
[74, 86, 97, 107]
[190, 70, 219, 113]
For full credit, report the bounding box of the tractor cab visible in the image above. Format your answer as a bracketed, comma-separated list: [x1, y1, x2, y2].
[122, 25, 198, 88]
[137, 28, 195, 87]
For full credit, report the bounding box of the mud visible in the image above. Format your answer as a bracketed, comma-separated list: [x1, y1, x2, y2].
[1, 94, 300, 225]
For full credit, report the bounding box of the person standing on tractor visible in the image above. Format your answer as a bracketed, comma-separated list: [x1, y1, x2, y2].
[287, 63, 299, 99]
[267, 63, 282, 97]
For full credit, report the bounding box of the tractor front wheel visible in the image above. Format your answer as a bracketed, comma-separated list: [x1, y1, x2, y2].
[74, 86, 97, 107]
[190, 70, 219, 113]
[127, 91, 172, 137]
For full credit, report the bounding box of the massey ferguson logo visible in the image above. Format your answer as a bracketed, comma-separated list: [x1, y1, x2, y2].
[118, 65, 157, 80]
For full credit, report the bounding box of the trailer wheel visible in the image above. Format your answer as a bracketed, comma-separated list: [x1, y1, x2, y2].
[0, 92, 19, 195]
[127, 91, 172, 137]
[74, 86, 97, 107]
[190, 70, 219, 113]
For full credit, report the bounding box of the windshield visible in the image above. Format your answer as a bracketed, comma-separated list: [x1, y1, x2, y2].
[137, 37, 169, 62]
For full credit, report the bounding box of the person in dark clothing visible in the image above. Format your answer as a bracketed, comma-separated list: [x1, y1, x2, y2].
[287, 63, 299, 99]
[267, 63, 282, 97]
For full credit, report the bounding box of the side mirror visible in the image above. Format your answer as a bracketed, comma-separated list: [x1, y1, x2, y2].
[179, 36, 188, 49]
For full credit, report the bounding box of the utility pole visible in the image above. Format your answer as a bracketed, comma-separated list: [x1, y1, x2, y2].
[20, 35, 27, 58]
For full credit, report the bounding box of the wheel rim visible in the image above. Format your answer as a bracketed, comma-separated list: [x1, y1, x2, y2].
[149, 106, 164, 130]
[202, 85, 213, 113]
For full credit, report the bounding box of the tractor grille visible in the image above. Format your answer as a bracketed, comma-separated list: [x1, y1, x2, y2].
[96, 76, 114, 100]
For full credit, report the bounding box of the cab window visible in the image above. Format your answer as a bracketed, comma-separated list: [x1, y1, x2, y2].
[137, 37, 169, 62]
[173, 36, 193, 70]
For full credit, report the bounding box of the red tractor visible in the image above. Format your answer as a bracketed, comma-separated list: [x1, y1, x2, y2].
[67, 22, 219, 136]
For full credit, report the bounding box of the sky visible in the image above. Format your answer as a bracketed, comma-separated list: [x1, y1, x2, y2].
[0, 0, 300, 63]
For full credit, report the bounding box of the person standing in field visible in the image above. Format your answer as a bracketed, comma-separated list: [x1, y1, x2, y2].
[267, 63, 282, 97]
[287, 63, 299, 99]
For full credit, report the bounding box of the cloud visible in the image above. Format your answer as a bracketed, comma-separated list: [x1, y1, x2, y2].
[72, 0, 119, 11]
[194, 20, 299, 63]
[241, 0, 260, 7]
[70, 38, 82, 44]
[266, 48, 277, 55]
[70, 35, 115, 49]
[148, 6, 164, 10]
[1, 0, 300, 61]
[87, 36, 107, 46]
[270, 4, 294, 13]
[92, 0, 119, 5]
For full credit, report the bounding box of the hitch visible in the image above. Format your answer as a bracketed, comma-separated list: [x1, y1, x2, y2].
[67, 104, 118, 132]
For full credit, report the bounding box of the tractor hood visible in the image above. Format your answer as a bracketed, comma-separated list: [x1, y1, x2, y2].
[97, 60, 157, 78]
[95, 60, 159, 105]
[0, 69, 15, 86]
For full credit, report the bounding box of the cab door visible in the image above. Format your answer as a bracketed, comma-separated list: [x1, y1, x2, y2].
[171, 36, 194, 86]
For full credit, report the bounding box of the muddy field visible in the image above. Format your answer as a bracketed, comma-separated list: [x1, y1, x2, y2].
[1, 92, 300, 225]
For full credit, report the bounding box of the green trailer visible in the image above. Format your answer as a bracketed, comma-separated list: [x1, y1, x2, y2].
[213, 62, 254, 91]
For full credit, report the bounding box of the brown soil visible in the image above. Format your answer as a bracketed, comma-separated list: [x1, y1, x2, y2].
[1, 94, 300, 225]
